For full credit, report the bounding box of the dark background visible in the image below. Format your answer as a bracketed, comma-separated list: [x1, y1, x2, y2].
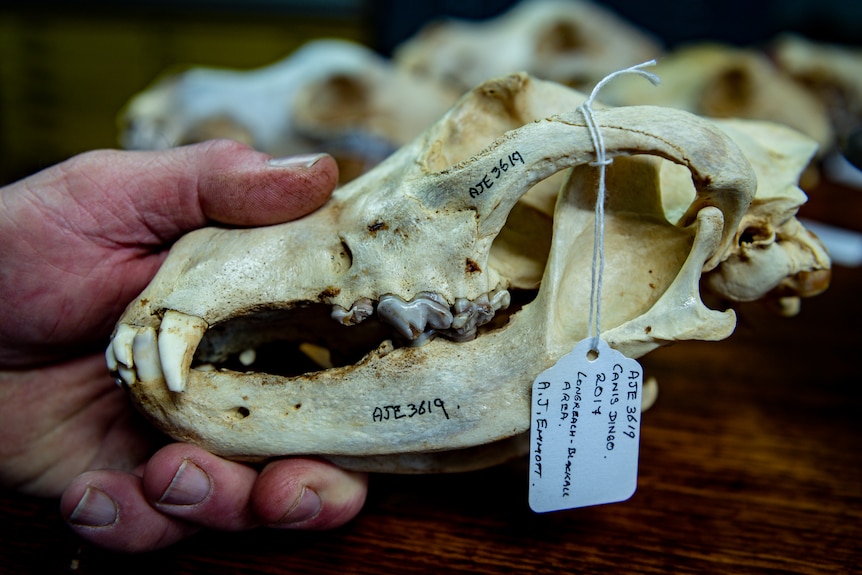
[1, 0, 860, 185]
[1, 4, 859, 573]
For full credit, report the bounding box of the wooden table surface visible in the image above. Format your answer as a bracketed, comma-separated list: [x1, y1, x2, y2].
[1, 181, 860, 575]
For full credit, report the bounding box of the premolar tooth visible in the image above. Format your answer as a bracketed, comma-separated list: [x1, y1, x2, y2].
[133, 327, 163, 383]
[112, 323, 137, 368]
[331, 298, 374, 326]
[158, 310, 208, 392]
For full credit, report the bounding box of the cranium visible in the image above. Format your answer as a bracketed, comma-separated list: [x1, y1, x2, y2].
[661, 118, 832, 315]
[108, 73, 829, 473]
[394, 0, 662, 93]
[598, 43, 834, 155]
[119, 39, 458, 179]
[771, 34, 862, 159]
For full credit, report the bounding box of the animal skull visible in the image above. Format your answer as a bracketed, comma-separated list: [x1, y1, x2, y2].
[597, 43, 834, 155]
[664, 118, 832, 315]
[109, 73, 830, 473]
[119, 39, 458, 179]
[771, 34, 862, 160]
[394, 0, 662, 94]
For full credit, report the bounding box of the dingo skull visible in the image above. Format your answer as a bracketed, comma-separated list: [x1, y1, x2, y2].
[108, 73, 827, 472]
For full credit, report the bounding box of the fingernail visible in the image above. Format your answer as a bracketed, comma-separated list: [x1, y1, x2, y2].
[267, 153, 328, 169]
[69, 487, 118, 527]
[279, 487, 321, 525]
[159, 459, 212, 506]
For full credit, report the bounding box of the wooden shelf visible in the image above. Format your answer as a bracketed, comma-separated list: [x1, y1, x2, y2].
[0, 179, 859, 574]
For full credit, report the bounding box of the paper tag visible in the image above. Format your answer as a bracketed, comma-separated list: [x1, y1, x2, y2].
[529, 338, 643, 513]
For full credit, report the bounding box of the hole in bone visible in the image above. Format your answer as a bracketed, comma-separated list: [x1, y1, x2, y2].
[738, 225, 773, 246]
[234, 406, 250, 419]
[338, 238, 353, 270]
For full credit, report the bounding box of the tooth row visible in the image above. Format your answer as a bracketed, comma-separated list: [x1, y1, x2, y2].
[449, 289, 511, 342]
[370, 289, 511, 345]
[106, 310, 207, 393]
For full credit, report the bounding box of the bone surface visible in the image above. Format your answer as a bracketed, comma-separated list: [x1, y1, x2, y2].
[394, 0, 662, 93]
[111, 73, 830, 472]
[597, 43, 834, 155]
[771, 34, 862, 157]
[120, 38, 458, 179]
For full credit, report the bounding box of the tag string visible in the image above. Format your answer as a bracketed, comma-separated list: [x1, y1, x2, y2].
[576, 61, 661, 352]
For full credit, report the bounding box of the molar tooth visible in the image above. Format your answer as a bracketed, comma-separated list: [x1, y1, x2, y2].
[112, 323, 137, 368]
[489, 289, 511, 312]
[451, 297, 474, 330]
[473, 293, 494, 326]
[133, 327, 163, 383]
[158, 310, 208, 392]
[446, 289, 512, 342]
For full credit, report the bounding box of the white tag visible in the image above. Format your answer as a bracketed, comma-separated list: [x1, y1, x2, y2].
[529, 338, 643, 513]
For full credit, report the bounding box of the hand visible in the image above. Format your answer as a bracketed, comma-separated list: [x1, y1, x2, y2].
[0, 140, 367, 552]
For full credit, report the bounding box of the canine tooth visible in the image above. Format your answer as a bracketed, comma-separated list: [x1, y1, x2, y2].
[133, 327, 163, 383]
[112, 323, 137, 368]
[158, 310, 208, 392]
